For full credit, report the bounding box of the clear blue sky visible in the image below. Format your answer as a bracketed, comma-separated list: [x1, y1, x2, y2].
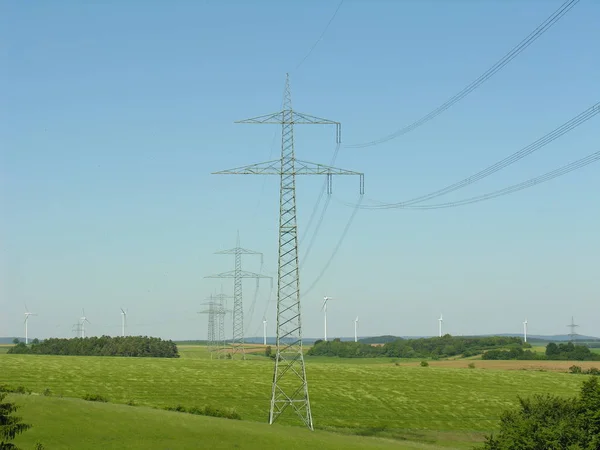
[1, 0, 598, 341]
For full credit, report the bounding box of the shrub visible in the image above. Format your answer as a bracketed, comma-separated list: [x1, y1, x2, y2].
[42, 388, 52, 396]
[569, 365, 582, 374]
[82, 393, 109, 402]
[264, 346, 272, 357]
[0, 391, 32, 447]
[420, 361, 429, 367]
[468, 362, 476, 369]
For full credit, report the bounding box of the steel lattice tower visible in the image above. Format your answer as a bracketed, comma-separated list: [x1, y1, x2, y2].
[205, 234, 272, 359]
[567, 316, 580, 342]
[213, 291, 233, 358]
[213, 74, 364, 429]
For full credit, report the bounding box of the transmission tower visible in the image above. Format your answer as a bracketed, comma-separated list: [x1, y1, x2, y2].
[72, 322, 82, 338]
[212, 74, 364, 429]
[212, 291, 233, 358]
[198, 296, 230, 359]
[205, 233, 272, 360]
[567, 316, 580, 342]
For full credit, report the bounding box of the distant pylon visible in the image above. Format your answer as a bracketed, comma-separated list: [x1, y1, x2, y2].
[212, 290, 233, 358]
[205, 233, 272, 359]
[198, 296, 230, 358]
[212, 74, 364, 429]
[567, 316, 579, 342]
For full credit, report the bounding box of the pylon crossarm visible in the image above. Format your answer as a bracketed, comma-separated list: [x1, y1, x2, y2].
[213, 160, 281, 175]
[294, 160, 362, 176]
[216, 248, 263, 255]
[205, 270, 272, 280]
[235, 112, 284, 124]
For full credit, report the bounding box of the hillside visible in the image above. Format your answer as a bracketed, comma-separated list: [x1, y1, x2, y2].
[9, 394, 438, 450]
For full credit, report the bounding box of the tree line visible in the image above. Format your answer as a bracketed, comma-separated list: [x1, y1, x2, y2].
[307, 335, 524, 359]
[7, 335, 180, 358]
[482, 342, 600, 361]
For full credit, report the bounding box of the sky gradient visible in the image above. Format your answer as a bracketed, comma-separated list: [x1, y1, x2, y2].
[1, 0, 599, 341]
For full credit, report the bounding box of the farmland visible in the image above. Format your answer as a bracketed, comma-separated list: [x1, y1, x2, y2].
[2, 345, 596, 449]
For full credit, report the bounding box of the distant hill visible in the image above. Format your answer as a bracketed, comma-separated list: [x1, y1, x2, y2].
[0, 337, 24, 344]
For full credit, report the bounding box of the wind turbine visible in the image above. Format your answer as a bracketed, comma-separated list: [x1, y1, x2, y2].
[80, 309, 90, 338]
[24, 305, 37, 345]
[263, 317, 267, 346]
[354, 316, 359, 343]
[523, 319, 528, 343]
[438, 313, 443, 337]
[120, 308, 127, 337]
[321, 296, 335, 341]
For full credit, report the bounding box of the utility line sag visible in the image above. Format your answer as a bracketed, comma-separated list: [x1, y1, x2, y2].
[350, 101, 599, 210]
[346, 0, 581, 148]
[402, 149, 600, 210]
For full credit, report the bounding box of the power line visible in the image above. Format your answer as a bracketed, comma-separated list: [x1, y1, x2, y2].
[346, 0, 581, 148]
[351, 101, 599, 210]
[295, 1, 345, 71]
[302, 195, 363, 298]
[397, 149, 600, 210]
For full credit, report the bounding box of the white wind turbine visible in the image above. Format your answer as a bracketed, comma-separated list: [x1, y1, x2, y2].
[80, 309, 91, 338]
[120, 308, 127, 337]
[438, 313, 443, 337]
[321, 296, 335, 341]
[354, 316, 359, 343]
[263, 317, 268, 346]
[24, 305, 38, 345]
[523, 319, 528, 343]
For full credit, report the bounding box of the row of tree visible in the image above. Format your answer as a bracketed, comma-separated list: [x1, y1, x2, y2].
[307, 335, 524, 359]
[7, 336, 180, 358]
[482, 342, 600, 361]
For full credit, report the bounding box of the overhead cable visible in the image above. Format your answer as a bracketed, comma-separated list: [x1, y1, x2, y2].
[403, 149, 600, 210]
[353, 101, 599, 210]
[346, 0, 581, 148]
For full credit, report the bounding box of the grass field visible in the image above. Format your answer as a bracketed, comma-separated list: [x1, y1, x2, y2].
[9, 395, 436, 450]
[1, 345, 594, 449]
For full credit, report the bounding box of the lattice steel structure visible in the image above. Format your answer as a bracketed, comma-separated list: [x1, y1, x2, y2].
[198, 296, 230, 358]
[567, 316, 580, 342]
[213, 74, 364, 429]
[205, 234, 272, 359]
[213, 292, 233, 358]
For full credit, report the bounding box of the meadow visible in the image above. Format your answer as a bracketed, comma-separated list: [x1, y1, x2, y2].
[1, 345, 595, 449]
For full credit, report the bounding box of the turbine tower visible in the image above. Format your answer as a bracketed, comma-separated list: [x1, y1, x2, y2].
[523, 319, 528, 343]
[263, 317, 268, 346]
[205, 233, 272, 360]
[567, 316, 579, 342]
[24, 305, 37, 345]
[120, 308, 127, 337]
[211, 74, 364, 429]
[79, 309, 90, 338]
[354, 316, 359, 343]
[438, 314, 443, 338]
[321, 296, 335, 342]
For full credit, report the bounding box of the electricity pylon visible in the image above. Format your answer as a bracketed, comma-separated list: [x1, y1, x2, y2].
[198, 296, 230, 358]
[212, 291, 233, 358]
[567, 316, 579, 342]
[213, 74, 364, 429]
[205, 234, 272, 360]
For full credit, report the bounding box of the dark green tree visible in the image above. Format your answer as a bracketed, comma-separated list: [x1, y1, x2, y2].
[477, 377, 600, 449]
[0, 391, 31, 449]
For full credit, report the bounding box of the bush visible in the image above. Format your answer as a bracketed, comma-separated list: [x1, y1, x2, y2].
[569, 365, 583, 374]
[163, 404, 241, 420]
[476, 377, 600, 449]
[264, 346, 272, 358]
[420, 361, 429, 367]
[42, 388, 52, 396]
[468, 362, 476, 369]
[82, 393, 109, 402]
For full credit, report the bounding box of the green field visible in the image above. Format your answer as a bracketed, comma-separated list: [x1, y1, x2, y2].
[8, 395, 426, 450]
[0, 345, 590, 449]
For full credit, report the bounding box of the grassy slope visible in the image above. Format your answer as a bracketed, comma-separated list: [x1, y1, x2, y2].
[1, 346, 593, 448]
[10, 395, 441, 450]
